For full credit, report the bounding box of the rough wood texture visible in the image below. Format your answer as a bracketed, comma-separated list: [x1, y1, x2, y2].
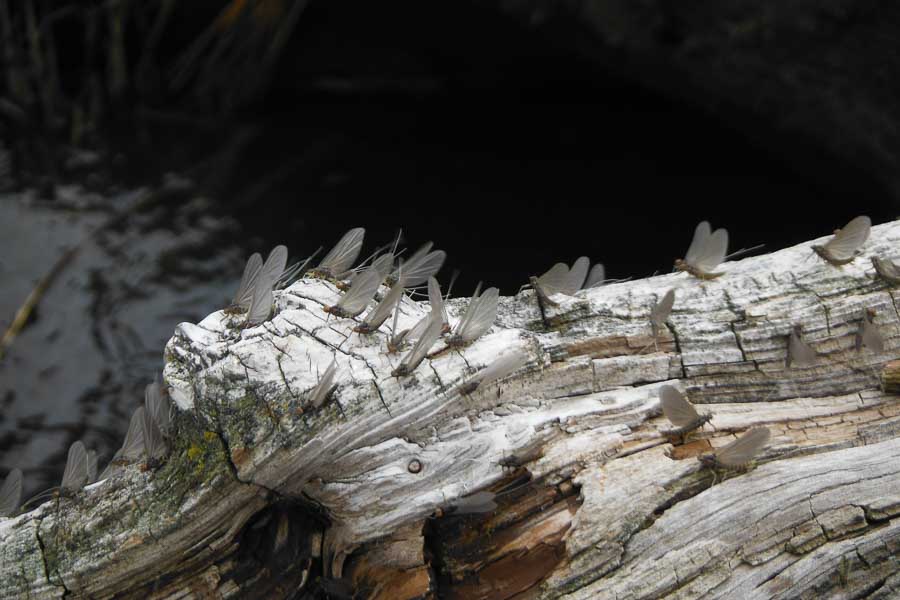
[3, 221, 900, 598]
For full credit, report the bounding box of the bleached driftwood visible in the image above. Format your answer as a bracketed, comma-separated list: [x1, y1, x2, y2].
[3, 221, 900, 599]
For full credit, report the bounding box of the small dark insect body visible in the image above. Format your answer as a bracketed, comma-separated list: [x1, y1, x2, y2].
[673, 259, 724, 280]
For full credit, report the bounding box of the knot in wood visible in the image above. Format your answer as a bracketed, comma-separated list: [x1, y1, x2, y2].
[407, 459, 423, 474]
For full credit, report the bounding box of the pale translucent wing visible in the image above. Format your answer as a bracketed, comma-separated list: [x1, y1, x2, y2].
[584, 263, 606, 288]
[246, 284, 273, 325]
[310, 360, 338, 408]
[259, 245, 289, 289]
[318, 227, 365, 278]
[427, 277, 448, 330]
[471, 350, 528, 388]
[0, 468, 22, 516]
[394, 242, 433, 282]
[232, 253, 263, 309]
[715, 428, 770, 467]
[452, 491, 497, 514]
[61, 441, 88, 492]
[402, 250, 446, 288]
[145, 379, 171, 437]
[371, 252, 395, 280]
[825, 216, 871, 261]
[659, 385, 699, 427]
[789, 331, 817, 367]
[693, 227, 728, 272]
[120, 407, 147, 461]
[337, 265, 386, 316]
[362, 279, 406, 330]
[562, 257, 590, 295]
[86, 451, 98, 483]
[141, 404, 167, 460]
[861, 319, 885, 353]
[536, 263, 570, 295]
[400, 315, 443, 373]
[651, 289, 676, 326]
[406, 313, 433, 342]
[684, 221, 712, 265]
[456, 287, 498, 343]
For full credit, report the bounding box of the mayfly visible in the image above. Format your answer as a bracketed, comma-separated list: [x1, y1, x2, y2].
[355, 277, 406, 334]
[812, 216, 870, 266]
[226, 245, 289, 313]
[21, 441, 90, 509]
[872, 256, 900, 285]
[145, 378, 172, 437]
[141, 403, 168, 469]
[674, 221, 729, 279]
[446, 286, 499, 347]
[245, 281, 274, 326]
[428, 276, 451, 333]
[310, 227, 366, 280]
[659, 385, 711, 439]
[0, 468, 22, 517]
[856, 308, 884, 353]
[393, 313, 443, 377]
[583, 263, 606, 289]
[389, 243, 447, 288]
[86, 450, 98, 484]
[99, 407, 146, 480]
[529, 262, 569, 307]
[649, 288, 676, 351]
[459, 349, 528, 395]
[698, 428, 770, 482]
[308, 359, 339, 409]
[325, 257, 390, 318]
[786, 325, 817, 368]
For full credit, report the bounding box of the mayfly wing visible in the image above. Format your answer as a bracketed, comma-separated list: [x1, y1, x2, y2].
[259, 245, 289, 290]
[452, 491, 497, 514]
[402, 249, 446, 288]
[872, 256, 900, 284]
[684, 221, 712, 266]
[693, 226, 729, 272]
[145, 379, 171, 437]
[61, 441, 88, 492]
[317, 227, 365, 279]
[371, 252, 396, 280]
[232, 253, 263, 309]
[650, 289, 676, 327]
[141, 403, 167, 461]
[336, 264, 388, 317]
[0, 468, 23, 516]
[659, 385, 699, 428]
[310, 359, 338, 408]
[535, 263, 570, 296]
[246, 283, 274, 326]
[584, 263, 606, 289]
[427, 276, 449, 330]
[405, 312, 433, 342]
[714, 428, 770, 467]
[861, 316, 885, 353]
[474, 349, 529, 388]
[120, 407, 147, 462]
[399, 314, 443, 373]
[562, 256, 590, 295]
[788, 327, 817, 368]
[455, 287, 499, 343]
[825, 216, 871, 261]
[361, 279, 406, 331]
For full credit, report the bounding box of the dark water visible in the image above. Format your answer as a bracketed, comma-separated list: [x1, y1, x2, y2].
[1, 0, 896, 497]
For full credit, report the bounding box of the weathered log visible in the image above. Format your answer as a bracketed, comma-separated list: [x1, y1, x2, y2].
[3, 221, 900, 599]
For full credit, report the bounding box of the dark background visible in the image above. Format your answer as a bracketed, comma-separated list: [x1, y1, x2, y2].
[1, 0, 896, 495]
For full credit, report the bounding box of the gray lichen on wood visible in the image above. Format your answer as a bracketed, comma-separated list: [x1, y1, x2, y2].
[2, 222, 900, 598]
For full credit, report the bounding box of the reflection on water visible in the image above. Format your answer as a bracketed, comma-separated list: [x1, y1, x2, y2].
[0, 182, 248, 496]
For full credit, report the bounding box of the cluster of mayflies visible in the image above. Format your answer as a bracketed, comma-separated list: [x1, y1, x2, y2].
[1, 214, 890, 517]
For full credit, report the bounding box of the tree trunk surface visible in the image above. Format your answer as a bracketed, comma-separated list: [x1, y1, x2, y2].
[3, 222, 900, 599]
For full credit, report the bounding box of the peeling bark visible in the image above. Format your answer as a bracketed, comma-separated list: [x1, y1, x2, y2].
[3, 222, 900, 598]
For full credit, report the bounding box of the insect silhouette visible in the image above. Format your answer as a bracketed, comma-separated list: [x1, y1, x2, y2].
[100, 407, 146, 480]
[226, 245, 288, 314]
[786, 325, 817, 368]
[459, 349, 529, 395]
[0, 468, 22, 517]
[856, 308, 884, 353]
[324, 257, 390, 318]
[446, 286, 499, 348]
[698, 428, 770, 484]
[387, 242, 446, 288]
[871, 256, 900, 286]
[355, 276, 407, 334]
[674, 221, 729, 279]
[811, 216, 870, 265]
[659, 385, 711, 441]
[310, 227, 366, 280]
[392, 313, 443, 377]
[529, 257, 590, 307]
